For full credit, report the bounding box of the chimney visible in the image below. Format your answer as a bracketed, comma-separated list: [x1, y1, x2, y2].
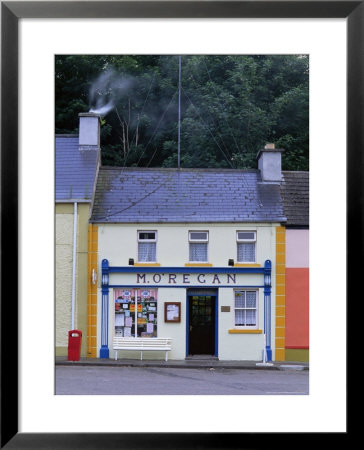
[256, 143, 284, 182]
[78, 112, 101, 151]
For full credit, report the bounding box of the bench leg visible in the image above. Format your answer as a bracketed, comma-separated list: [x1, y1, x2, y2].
[165, 351, 168, 362]
[115, 351, 118, 361]
[141, 351, 143, 361]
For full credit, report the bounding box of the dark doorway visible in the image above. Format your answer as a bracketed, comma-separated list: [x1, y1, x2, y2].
[188, 292, 216, 356]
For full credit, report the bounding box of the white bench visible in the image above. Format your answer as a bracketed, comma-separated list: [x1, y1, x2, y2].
[113, 337, 172, 361]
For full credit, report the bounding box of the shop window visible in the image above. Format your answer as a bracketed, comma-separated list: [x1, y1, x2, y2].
[234, 290, 257, 327]
[189, 231, 208, 262]
[237, 231, 256, 262]
[114, 289, 158, 337]
[138, 231, 157, 262]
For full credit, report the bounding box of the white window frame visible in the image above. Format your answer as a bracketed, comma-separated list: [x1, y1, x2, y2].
[236, 231, 257, 263]
[188, 231, 209, 263]
[233, 289, 259, 329]
[137, 230, 157, 263]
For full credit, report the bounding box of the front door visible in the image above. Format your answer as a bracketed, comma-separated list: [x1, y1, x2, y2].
[188, 294, 216, 355]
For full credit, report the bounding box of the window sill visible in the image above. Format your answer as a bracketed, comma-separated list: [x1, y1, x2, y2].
[228, 329, 262, 334]
[234, 263, 261, 267]
[185, 263, 213, 267]
[134, 263, 161, 267]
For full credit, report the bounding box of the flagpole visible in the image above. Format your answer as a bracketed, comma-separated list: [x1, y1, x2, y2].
[177, 55, 181, 169]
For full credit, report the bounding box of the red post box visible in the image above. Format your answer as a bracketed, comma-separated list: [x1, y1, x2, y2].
[67, 329, 82, 361]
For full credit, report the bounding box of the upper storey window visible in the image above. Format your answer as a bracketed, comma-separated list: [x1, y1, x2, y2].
[189, 231, 208, 262]
[237, 231, 256, 263]
[138, 231, 157, 262]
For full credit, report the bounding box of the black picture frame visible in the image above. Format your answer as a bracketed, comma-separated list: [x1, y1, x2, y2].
[1, 1, 356, 447]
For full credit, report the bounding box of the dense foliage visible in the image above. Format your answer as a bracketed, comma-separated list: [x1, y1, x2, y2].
[55, 55, 309, 170]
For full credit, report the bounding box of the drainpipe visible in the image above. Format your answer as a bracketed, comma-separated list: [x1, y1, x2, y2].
[71, 202, 78, 330]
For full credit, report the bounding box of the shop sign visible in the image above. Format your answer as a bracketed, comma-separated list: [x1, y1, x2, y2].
[136, 272, 243, 285]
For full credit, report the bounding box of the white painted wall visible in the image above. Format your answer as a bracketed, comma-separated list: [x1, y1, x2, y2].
[96, 222, 278, 361]
[97, 222, 277, 267]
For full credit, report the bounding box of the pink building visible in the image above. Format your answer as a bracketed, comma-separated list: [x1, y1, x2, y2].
[281, 171, 309, 362]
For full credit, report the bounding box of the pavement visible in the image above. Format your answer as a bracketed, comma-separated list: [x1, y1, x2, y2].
[56, 355, 309, 371]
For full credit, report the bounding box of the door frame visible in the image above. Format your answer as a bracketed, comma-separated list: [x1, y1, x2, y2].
[186, 289, 218, 357]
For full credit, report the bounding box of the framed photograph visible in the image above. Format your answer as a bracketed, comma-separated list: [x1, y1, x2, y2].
[1, 0, 358, 447]
[164, 302, 182, 323]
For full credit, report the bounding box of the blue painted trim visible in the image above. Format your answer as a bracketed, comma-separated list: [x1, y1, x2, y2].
[185, 291, 189, 357]
[100, 345, 109, 359]
[186, 290, 218, 358]
[109, 284, 265, 289]
[108, 266, 265, 274]
[215, 293, 218, 357]
[101, 259, 273, 361]
[263, 259, 272, 362]
[100, 259, 110, 359]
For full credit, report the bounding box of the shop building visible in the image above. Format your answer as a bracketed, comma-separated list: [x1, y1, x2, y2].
[89, 143, 289, 361]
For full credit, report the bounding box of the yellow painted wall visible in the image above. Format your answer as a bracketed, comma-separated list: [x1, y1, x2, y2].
[55, 203, 90, 357]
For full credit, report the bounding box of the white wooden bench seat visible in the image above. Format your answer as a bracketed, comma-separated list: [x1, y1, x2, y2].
[113, 337, 172, 361]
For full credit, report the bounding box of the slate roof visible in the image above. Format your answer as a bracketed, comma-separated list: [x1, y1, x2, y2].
[91, 167, 286, 223]
[55, 135, 100, 201]
[281, 171, 309, 227]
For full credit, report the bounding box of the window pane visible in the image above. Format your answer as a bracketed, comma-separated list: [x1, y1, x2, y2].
[245, 310, 256, 326]
[190, 232, 208, 241]
[189, 243, 207, 261]
[237, 242, 255, 262]
[138, 242, 156, 261]
[246, 291, 256, 307]
[138, 232, 156, 240]
[235, 292, 245, 308]
[237, 232, 255, 241]
[235, 309, 245, 326]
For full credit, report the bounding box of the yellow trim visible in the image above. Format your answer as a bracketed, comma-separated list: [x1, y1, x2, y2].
[276, 316, 285, 327]
[87, 224, 98, 358]
[275, 226, 286, 361]
[228, 329, 262, 334]
[276, 233, 286, 244]
[276, 285, 285, 295]
[276, 253, 286, 264]
[184, 263, 213, 267]
[233, 263, 261, 267]
[275, 327, 285, 338]
[275, 349, 285, 361]
[134, 263, 161, 267]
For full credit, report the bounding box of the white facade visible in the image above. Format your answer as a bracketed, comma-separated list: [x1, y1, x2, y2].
[96, 222, 279, 361]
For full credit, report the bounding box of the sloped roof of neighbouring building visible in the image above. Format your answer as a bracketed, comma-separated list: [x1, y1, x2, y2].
[55, 135, 100, 201]
[281, 171, 309, 227]
[91, 167, 287, 223]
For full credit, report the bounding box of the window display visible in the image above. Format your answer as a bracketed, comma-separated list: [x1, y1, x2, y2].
[114, 289, 158, 337]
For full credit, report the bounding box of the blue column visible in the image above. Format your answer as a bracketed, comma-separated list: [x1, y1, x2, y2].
[264, 260, 272, 361]
[100, 259, 110, 358]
